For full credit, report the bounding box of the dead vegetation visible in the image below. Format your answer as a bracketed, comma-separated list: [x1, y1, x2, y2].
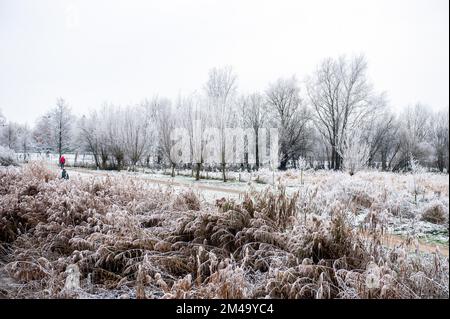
[420, 201, 449, 225]
[0, 163, 448, 299]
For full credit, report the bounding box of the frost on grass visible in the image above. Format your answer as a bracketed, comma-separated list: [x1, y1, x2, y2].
[0, 163, 448, 299]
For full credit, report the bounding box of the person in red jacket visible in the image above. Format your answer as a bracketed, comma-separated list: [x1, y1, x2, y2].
[59, 155, 66, 169]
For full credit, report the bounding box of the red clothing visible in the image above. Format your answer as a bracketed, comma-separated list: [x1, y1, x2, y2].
[60, 156, 66, 164]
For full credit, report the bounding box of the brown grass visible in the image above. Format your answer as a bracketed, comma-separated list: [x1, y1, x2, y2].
[420, 201, 448, 225]
[0, 163, 448, 299]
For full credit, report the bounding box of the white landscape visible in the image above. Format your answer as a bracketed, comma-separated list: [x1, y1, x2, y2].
[0, 0, 448, 301]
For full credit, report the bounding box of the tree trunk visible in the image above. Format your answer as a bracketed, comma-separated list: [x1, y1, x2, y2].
[331, 147, 335, 170]
[222, 162, 227, 182]
[101, 155, 107, 170]
[331, 147, 337, 170]
[336, 151, 342, 170]
[381, 150, 387, 171]
[279, 157, 288, 170]
[255, 130, 260, 170]
[195, 163, 201, 181]
[437, 152, 444, 172]
[331, 145, 342, 170]
[93, 154, 100, 168]
[58, 120, 62, 160]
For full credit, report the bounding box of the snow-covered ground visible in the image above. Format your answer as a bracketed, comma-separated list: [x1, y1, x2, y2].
[16, 152, 96, 167]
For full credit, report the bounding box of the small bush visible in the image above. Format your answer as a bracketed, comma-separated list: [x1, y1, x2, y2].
[421, 201, 448, 224]
[0, 146, 17, 166]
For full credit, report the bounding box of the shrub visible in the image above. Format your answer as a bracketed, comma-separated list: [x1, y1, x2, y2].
[420, 201, 448, 224]
[0, 146, 17, 166]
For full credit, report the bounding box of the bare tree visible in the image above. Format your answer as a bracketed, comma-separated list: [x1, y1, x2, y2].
[76, 99, 160, 171]
[266, 76, 312, 170]
[240, 92, 267, 170]
[140, 98, 160, 167]
[33, 113, 53, 153]
[430, 109, 449, 172]
[363, 109, 396, 168]
[205, 66, 237, 182]
[377, 114, 401, 171]
[103, 105, 126, 170]
[0, 109, 5, 126]
[1, 122, 19, 150]
[50, 98, 73, 159]
[17, 124, 32, 161]
[307, 55, 384, 170]
[156, 98, 178, 177]
[123, 104, 153, 170]
[176, 93, 207, 180]
[393, 103, 432, 170]
[78, 113, 98, 167]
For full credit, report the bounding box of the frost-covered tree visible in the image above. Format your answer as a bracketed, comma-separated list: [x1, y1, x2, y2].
[123, 104, 154, 169]
[76, 99, 162, 170]
[140, 98, 160, 167]
[393, 104, 432, 170]
[17, 124, 32, 161]
[33, 113, 53, 153]
[72, 115, 89, 166]
[0, 111, 20, 166]
[0, 122, 20, 150]
[307, 55, 385, 170]
[156, 98, 178, 177]
[430, 109, 449, 172]
[0, 109, 5, 126]
[266, 76, 312, 170]
[0, 110, 23, 152]
[77, 111, 104, 168]
[103, 105, 126, 170]
[47, 98, 73, 159]
[338, 126, 370, 176]
[371, 112, 402, 171]
[240, 92, 267, 170]
[176, 93, 207, 180]
[205, 66, 237, 182]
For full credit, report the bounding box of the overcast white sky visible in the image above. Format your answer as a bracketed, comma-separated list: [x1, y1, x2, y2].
[0, 0, 448, 125]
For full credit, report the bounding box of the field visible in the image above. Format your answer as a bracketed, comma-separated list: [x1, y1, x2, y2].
[0, 162, 448, 299]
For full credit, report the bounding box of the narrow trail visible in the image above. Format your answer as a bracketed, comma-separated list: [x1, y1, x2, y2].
[363, 232, 449, 257]
[68, 167, 244, 195]
[62, 166, 449, 257]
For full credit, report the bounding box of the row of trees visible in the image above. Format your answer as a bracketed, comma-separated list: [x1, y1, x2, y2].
[1, 55, 448, 178]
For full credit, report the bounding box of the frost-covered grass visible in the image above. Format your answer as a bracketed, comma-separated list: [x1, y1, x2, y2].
[311, 170, 449, 246]
[91, 166, 449, 246]
[0, 162, 448, 299]
[57, 164, 450, 246]
[51, 164, 450, 247]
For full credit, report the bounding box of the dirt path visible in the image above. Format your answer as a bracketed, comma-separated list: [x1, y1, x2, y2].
[382, 233, 449, 257]
[68, 167, 244, 195]
[63, 166, 450, 257]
